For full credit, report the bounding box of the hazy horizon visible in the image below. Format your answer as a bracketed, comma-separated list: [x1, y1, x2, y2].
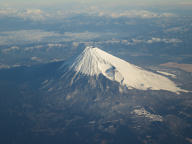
[0, 0, 192, 9]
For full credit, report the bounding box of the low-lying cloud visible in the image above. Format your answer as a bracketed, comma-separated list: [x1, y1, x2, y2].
[0, 30, 61, 45]
[109, 10, 176, 19]
[0, 8, 48, 21]
[0, 8, 177, 21]
[132, 37, 182, 44]
[2, 46, 20, 53]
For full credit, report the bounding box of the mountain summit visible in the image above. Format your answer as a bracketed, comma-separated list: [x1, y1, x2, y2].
[66, 46, 187, 93]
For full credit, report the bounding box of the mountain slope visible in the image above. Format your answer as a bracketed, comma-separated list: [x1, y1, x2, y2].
[61, 46, 187, 93]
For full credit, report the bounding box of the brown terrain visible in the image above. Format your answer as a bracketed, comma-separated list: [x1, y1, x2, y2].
[160, 62, 192, 73]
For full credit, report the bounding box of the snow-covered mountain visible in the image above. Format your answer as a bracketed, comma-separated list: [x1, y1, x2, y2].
[60, 46, 187, 94]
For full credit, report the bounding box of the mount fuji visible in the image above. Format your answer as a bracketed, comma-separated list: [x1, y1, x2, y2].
[58, 46, 187, 94]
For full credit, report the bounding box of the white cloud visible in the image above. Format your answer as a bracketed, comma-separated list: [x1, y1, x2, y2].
[147, 37, 182, 44]
[2, 46, 20, 53]
[26, 9, 42, 15]
[47, 43, 65, 47]
[0, 30, 61, 45]
[131, 37, 182, 44]
[24, 43, 66, 51]
[132, 38, 144, 44]
[160, 13, 176, 17]
[0, 30, 115, 46]
[24, 45, 44, 51]
[0, 8, 48, 21]
[109, 10, 176, 19]
[17, 9, 48, 21]
[165, 27, 189, 33]
[165, 38, 182, 43]
[31, 56, 41, 62]
[0, 8, 17, 16]
[0, 64, 10, 69]
[0, 8, 177, 21]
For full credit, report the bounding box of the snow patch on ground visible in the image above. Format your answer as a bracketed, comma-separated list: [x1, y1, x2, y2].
[132, 108, 163, 122]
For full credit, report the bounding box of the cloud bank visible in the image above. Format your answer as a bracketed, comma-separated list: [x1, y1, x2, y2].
[109, 10, 176, 19]
[0, 8, 177, 21]
[0, 8, 48, 21]
[0, 30, 61, 45]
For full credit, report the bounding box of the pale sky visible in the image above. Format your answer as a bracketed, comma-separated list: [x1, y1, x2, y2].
[1, 0, 192, 8]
